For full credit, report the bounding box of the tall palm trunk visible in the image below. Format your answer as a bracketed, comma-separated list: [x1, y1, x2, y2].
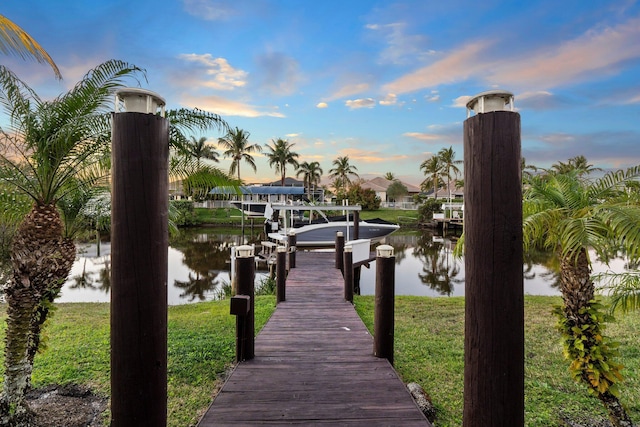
[1, 203, 76, 423]
[559, 247, 594, 317]
[26, 235, 76, 366]
[560, 248, 633, 427]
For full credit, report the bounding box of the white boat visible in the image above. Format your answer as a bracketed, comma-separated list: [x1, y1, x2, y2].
[266, 203, 400, 247]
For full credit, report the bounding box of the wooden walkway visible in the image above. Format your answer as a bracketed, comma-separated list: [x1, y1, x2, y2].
[198, 252, 430, 426]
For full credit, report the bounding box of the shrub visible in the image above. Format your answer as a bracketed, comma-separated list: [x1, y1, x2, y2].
[171, 200, 201, 227]
[418, 198, 442, 223]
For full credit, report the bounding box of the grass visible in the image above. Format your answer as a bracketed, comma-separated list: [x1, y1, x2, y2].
[0, 296, 276, 427]
[0, 295, 638, 426]
[194, 207, 244, 224]
[354, 295, 640, 426]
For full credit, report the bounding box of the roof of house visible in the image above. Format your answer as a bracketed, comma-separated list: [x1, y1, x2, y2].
[361, 177, 422, 193]
[209, 185, 305, 195]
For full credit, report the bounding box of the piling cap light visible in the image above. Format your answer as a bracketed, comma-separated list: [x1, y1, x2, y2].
[344, 244, 353, 253]
[115, 87, 166, 117]
[376, 244, 394, 258]
[466, 90, 514, 118]
[337, 231, 343, 237]
[236, 245, 254, 258]
[277, 245, 287, 253]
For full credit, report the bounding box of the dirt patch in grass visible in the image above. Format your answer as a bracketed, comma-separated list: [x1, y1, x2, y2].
[27, 384, 108, 427]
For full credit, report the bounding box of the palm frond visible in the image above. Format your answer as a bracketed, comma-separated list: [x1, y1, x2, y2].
[595, 271, 640, 313]
[0, 65, 39, 131]
[589, 165, 640, 199]
[166, 108, 229, 150]
[0, 15, 62, 79]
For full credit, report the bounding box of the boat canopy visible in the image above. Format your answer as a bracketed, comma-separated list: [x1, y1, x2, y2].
[210, 185, 305, 195]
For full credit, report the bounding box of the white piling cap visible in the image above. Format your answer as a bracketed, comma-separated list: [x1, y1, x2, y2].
[115, 87, 166, 116]
[466, 90, 514, 117]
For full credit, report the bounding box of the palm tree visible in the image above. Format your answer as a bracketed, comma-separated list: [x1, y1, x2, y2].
[551, 155, 601, 177]
[523, 166, 640, 426]
[0, 14, 61, 79]
[218, 127, 262, 181]
[420, 156, 444, 199]
[296, 161, 323, 199]
[438, 146, 462, 193]
[0, 60, 231, 422]
[0, 60, 141, 422]
[328, 156, 358, 195]
[521, 157, 538, 183]
[187, 136, 218, 168]
[384, 172, 396, 181]
[265, 138, 299, 185]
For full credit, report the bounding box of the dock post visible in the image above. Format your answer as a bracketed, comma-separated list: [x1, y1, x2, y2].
[335, 231, 344, 271]
[353, 210, 360, 240]
[235, 245, 255, 361]
[463, 90, 524, 426]
[343, 245, 353, 303]
[276, 246, 287, 304]
[288, 231, 296, 269]
[110, 89, 168, 427]
[373, 245, 395, 365]
[230, 295, 251, 362]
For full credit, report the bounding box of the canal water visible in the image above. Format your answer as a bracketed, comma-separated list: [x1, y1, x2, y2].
[55, 228, 631, 305]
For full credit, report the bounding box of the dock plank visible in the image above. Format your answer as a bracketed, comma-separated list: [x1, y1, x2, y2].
[198, 251, 430, 426]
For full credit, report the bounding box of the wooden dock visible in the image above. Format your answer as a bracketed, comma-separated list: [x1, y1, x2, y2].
[198, 251, 430, 426]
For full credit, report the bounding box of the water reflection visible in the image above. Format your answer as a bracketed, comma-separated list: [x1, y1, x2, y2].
[358, 229, 630, 297]
[46, 227, 633, 303]
[55, 229, 266, 305]
[413, 232, 463, 296]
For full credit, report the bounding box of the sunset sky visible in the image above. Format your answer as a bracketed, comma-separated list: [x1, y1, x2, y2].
[3, 0, 640, 186]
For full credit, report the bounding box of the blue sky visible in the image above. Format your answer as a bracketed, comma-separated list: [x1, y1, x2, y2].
[3, 0, 640, 186]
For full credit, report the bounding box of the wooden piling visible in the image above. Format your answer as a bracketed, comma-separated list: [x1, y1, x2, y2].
[343, 247, 353, 303]
[111, 112, 169, 427]
[335, 232, 344, 271]
[373, 254, 395, 365]
[236, 255, 255, 360]
[276, 247, 286, 304]
[463, 110, 524, 426]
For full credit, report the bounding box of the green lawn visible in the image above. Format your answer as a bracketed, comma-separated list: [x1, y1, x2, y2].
[354, 295, 640, 427]
[0, 295, 638, 426]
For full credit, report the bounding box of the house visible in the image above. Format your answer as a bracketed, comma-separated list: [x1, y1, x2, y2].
[360, 177, 421, 208]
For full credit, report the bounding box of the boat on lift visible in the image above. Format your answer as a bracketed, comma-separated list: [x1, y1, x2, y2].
[265, 203, 400, 247]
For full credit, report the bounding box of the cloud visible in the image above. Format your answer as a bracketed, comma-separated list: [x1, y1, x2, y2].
[253, 52, 302, 96]
[516, 91, 567, 110]
[523, 129, 640, 170]
[425, 91, 440, 102]
[623, 92, 640, 104]
[183, 0, 236, 20]
[178, 54, 247, 90]
[383, 16, 640, 95]
[327, 82, 371, 101]
[382, 40, 491, 94]
[338, 147, 409, 164]
[452, 95, 471, 108]
[379, 94, 398, 106]
[403, 132, 441, 141]
[345, 98, 376, 109]
[316, 102, 328, 108]
[366, 22, 435, 65]
[489, 17, 640, 89]
[179, 94, 285, 118]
